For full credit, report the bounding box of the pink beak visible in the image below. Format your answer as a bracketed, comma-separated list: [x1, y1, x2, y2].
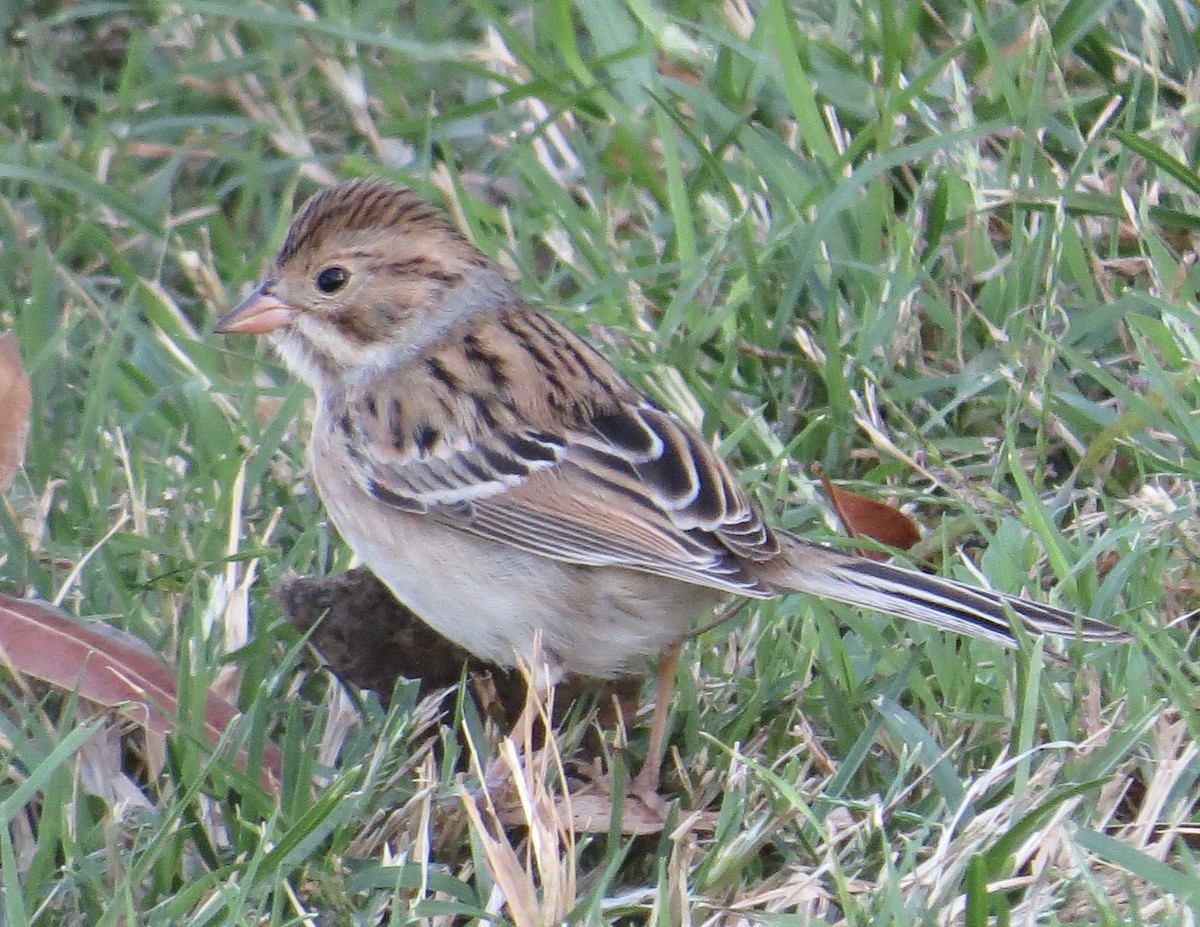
[214, 282, 294, 335]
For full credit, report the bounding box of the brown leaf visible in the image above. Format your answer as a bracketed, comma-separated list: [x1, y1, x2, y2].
[0, 334, 31, 492]
[493, 777, 717, 835]
[0, 593, 281, 792]
[816, 466, 921, 561]
[559, 787, 671, 835]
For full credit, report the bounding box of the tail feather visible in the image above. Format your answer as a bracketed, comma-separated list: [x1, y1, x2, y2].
[770, 534, 1129, 646]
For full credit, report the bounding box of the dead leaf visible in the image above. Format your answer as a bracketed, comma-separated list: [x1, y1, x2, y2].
[0, 593, 282, 792]
[558, 786, 671, 835]
[0, 334, 31, 492]
[491, 765, 694, 836]
[816, 465, 921, 560]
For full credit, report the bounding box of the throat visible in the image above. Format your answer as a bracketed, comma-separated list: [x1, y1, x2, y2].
[269, 329, 340, 393]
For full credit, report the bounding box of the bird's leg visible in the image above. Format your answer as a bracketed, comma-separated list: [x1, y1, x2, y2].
[631, 640, 682, 796]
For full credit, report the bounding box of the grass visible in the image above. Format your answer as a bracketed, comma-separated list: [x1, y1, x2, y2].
[1, 0, 1198, 923]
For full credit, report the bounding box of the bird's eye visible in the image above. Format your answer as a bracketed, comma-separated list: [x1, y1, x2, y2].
[315, 266, 350, 294]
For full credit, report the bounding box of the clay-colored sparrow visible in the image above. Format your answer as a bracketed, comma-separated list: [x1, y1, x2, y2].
[217, 178, 1127, 793]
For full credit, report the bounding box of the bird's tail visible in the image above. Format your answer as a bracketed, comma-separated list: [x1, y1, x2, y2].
[767, 533, 1129, 646]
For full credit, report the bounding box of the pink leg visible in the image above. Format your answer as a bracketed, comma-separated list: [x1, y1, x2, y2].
[631, 640, 682, 794]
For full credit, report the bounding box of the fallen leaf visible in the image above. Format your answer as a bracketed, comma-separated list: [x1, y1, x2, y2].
[558, 787, 670, 835]
[816, 465, 921, 561]
[0, 334, 31, 492]
[0, 593, 282, 792]
[490, 764, 703, 836]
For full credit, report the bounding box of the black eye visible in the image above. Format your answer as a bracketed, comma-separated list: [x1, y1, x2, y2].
[315, 266, 350, 294]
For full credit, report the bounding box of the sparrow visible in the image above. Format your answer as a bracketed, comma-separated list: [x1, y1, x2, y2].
[216, 178, 1128, 794]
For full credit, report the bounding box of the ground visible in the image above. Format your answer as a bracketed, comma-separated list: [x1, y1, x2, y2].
[0, 2, 1197, 924]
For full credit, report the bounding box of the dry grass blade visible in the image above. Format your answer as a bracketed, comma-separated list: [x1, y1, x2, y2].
[0, 333, 31, 492]
[0, 593, 283, 791]
[460, 659, 578, 926]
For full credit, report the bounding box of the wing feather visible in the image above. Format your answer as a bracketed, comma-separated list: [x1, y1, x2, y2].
[344, 383, 776, 595]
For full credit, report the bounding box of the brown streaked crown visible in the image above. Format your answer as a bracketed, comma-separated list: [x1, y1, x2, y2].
[274, 178, 470, 269]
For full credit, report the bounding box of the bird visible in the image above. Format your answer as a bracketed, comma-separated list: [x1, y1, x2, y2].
[215, 177, 1129, 797]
